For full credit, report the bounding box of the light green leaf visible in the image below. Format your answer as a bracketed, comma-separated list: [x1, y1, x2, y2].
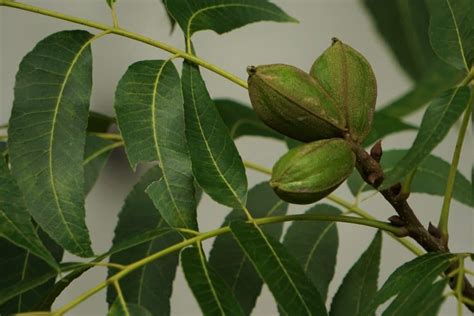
[283, 204, 341, 301]
[208, 182, 288, 315]
[360, 252, 455, 315]
[107, 167, 181, 315]
[165, 0, 297, 39]
[83, 135, 115, 195]
[382, 279, 447, 316]
[215, 99, 285, 140]
[0, 158, 58, 269]
[182, 62, 247, 209]
[181, 246, 245, 316]
[363, 113, 417, 146]
[382, 86, 471, 189]
[230, 221, 327, 315]
[0, 229, 63, 312]
[108, 301, 153, 316]
[115, 59, 197, 230]
[427, 0, 474, 71]
[348, 150, 473, 207]
[330, 231, 381, 316]
[8, 30, 96, 257]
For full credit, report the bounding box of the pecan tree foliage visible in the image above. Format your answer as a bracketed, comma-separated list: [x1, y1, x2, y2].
[0, 0, 473, 315]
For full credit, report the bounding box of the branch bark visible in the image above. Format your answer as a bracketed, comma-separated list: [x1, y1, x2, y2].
[349, 139, 474, 312]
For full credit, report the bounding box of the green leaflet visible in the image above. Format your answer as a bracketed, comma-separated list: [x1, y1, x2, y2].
[161, 0, 176, 32]
[107, 167, 181, 315]
[330, 232, 381, 316]
[0, 229, 63, 312]
[230, 221, 327, 315]
[360, 252, 455, 315]
[383, 86, 472, 189]
[165, 0, 297, 39]
[181, 246, 245, 316]
[363, 113, 417, 147]
[208, 182, 288, 315]
[182, 62, 248, 209]
[283, 204, 341, 301]
[115, 59, 197, 230]
[106, 0, 116, 9]
[215, 99, 285, 140]
[427, 0, 474, 72]
[0, 158, 58, 269]
[382, 279, 447, 316]
[83, 135, 115, 195]
[108, 301, 153, 316]
[347, 150, 473, 207]
[8, 30, 96, 257]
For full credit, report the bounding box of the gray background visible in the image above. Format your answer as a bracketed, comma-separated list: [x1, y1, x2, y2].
[0, 0, 472, 315]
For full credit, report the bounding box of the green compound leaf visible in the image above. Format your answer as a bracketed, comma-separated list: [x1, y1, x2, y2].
[347, 150, 473, 207]
[209, 182, 288, 315]
[330, 231, 381, 316]
[427, 0, 474, 71]
[107, 167, 181, 315]
[182, 62, 247, 209]
[8, 30, 96, 257]
[115, 59, 197, 230]
[0, 158, 58, 270]
[383, 86, 472, 189]
[165, 0, 297, 39]
[230, 221, 327, 316]
[363, 112, 417, 146]
[0, 229, 63, 312]
[215, 99, 285, 140]
[181, 246, 245, 316]
[360, 252, 455, 316]
[283, 204, 341, 301]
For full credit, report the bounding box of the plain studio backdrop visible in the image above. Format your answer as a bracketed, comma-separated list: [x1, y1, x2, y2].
[0, 1, 472, 315]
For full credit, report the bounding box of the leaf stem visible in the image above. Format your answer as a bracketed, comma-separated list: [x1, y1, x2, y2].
[456, 255, 465, 316]
[438, 100, 472, 241]
[113, 280, 130, 316]
[88, 132, 122, 141]
[0, 0, 248, 89]
[51, 214, 399, 315]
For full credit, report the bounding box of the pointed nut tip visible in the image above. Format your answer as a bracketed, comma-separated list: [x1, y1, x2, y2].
[246, 66, 257, 76]
[331, 37, 340, 45]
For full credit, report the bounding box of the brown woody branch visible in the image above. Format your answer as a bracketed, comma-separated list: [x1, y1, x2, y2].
[348, 138, 474, 312]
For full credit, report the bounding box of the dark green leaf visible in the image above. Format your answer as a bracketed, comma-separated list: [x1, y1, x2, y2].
[109, 301, 153, 316]
[0, 158, 58, 269]
[283, 204, 341, 301]
[107, 167, 181, 315]
[208, 182, 288, 315]
[0, 142, 7, 156]
[382, 279, 447, 316]
[181, 247, 245, 316]
[8, 30, 95, 257]
[348, 150, 473, 207]
[115, 59, 197, 230]
[383, 86, 471, 189]
[230, 221, 327, 315]
[215, 99, 285, 140]
[285, 137, 303, 150]
[182, 62, 247, 209]
[83, 135, 115, 195]
[106, 0, 116, 9]
[165, 0, 297, 39]
[87, 111, 114, 133]
[363, 0, 433, 80]
[161, 0, 176, 32]
[427, 0, 474, 71]
[330, 231, 381, 316]
[0, 229, 63, 312]
[361, 252, 454, 315]
[363, 113, 417, 147]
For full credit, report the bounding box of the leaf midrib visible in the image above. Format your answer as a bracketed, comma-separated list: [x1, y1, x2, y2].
[445, 0, 469, 70]
[47, 34, 95, 254]
[151, 60, 190, 229]
[197, 246, 226, 315]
